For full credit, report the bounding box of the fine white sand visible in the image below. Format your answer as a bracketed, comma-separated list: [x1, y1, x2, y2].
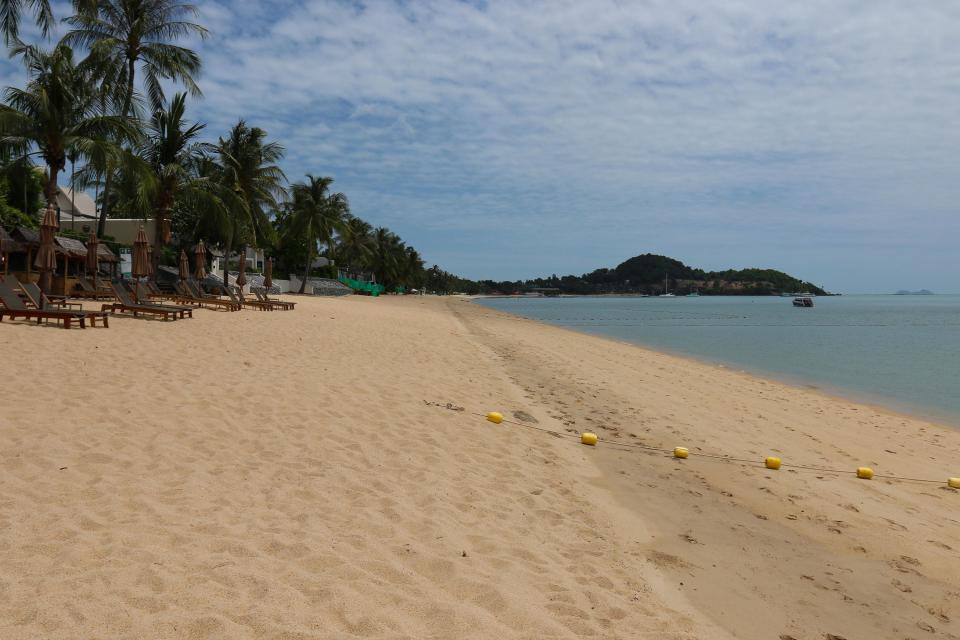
[0, 294, 957, 639]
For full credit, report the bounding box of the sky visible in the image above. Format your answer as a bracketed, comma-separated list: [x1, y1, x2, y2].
[4, 1, 960, 292]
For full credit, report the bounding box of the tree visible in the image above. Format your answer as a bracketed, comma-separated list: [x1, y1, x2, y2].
[139, 92, 205, 277]
[64, 0, 208, 236]
[336, 215, 373, 271]
[0, 0, 52, 44]
[202, 121, 284, 289]
[286, 174, 349, 293]
[0, 43, 134, 207]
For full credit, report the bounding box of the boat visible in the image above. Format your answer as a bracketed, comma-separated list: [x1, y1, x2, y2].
[659, 274, 675, 297]
[792, 297, 814, 307]
[685, 290, 700, 297]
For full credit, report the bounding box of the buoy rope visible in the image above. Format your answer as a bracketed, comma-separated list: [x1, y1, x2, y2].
[433, 405, 954, 487]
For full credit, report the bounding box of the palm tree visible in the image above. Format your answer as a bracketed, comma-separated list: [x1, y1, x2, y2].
[402, 245, 424, 289]
[370, 226, 404, 289]
[139, 92, 205, 276]
[286, 175, 349, 293]
[1, 0, 52, 44]
[0, 43, 134, 206]
[203, 121, 284, 290]
[64, 0, 208, 236]
[337, 215, 374, 272]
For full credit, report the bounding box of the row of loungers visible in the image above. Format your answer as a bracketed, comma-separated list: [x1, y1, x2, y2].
[0, 276, 297, 329]
[0, 275, 110, 329]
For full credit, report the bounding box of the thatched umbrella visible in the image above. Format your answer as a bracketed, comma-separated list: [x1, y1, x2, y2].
[194, 240, 207, 280]
[131, 225, 150, 279]
[35, 204, 58, 294]
[236, 249, 247, 290]
[178, 249, 189, 281]
[264, 257, 273, 289]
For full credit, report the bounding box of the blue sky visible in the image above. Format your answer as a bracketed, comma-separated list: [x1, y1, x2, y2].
[5, 1, 960, 292]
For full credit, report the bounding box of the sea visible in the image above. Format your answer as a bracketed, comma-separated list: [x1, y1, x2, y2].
[476, 294, 960, 426]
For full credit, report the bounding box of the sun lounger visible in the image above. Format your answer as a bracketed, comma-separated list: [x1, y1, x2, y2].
[131, 282, 195, 316]
[253, 287, 295, 310]
[17, 279, 110, 328]
[223, 285, 273, 311]
[73, 277, 114, 299]
[176, 281, 240, 311]
[0, 278, 88, 329]
[101, 282, 179, 321]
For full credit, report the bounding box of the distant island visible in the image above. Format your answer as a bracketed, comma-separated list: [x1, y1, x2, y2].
[894, 289, 934, 295]
[475, 253, 829, 296]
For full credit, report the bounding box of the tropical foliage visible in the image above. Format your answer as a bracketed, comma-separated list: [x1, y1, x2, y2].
[0, 0, 471, 294]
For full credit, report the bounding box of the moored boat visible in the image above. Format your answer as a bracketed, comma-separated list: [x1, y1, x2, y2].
[792, 297, 814, 307]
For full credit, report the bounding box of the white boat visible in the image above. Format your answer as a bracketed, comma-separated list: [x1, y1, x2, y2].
[792, 297, 814, 308]
[659, 274, 675, 297]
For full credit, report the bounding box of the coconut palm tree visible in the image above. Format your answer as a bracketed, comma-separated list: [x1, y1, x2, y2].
[337, 215, 374, 272]
[203, 120, 285, 289]
[0, 43, 135, 207]
[64, 0, 208, 236]
[139, 92, 206, 276]
[286, 174, 349, 293]
[1, 0, 52, 44]
[370, 226, 403, 288]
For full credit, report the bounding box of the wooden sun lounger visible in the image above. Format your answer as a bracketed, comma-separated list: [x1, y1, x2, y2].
[253, 288, 295, 310]
[224, 285, 273, 311]
[73, 277, 115, 300]
[101, 282, 178, 321]
[18, 279, 110, 328]
[177, 281, 240, 311]
[0, 279, 88, 329]
[131, 282, 195, 317]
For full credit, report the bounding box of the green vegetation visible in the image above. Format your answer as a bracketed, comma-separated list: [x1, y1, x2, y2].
[478, 254, 828, 296]
[0, 0, 469, 294]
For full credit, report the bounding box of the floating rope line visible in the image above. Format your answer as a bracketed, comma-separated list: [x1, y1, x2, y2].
[430, 404, 959, 489]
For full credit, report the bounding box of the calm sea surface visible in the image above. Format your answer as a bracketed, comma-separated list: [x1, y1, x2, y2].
[476, 295, 960, 425]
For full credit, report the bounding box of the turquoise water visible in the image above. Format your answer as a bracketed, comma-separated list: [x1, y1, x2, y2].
[477, 295, 960, 425]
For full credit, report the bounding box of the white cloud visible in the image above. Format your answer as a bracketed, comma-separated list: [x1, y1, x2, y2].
[3, 0, 960, 290]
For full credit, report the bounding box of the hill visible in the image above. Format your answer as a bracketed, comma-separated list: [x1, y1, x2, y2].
[480, 253, 829, 296]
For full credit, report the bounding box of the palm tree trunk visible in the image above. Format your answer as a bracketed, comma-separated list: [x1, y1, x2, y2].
[96, 165, 114, 237]
[45, 163, 58, 206]
[152, 212, 163, 283]
[299, 246, 311, 294]
[99, 60, 136, 237]
[222, 236, 232, 294]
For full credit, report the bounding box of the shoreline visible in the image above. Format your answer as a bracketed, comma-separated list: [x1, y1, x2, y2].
[472, 295, 960, 431]
[453, 295, 960, 638]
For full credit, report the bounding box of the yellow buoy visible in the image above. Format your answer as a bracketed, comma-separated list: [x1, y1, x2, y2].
[765, 457, 781, 470]
[948, 477, 960, 489]
[581, 432, 598, 446]
[673, 447, 689, 459]
[856, 467, 874, 480]
[486, 412, 503, 424]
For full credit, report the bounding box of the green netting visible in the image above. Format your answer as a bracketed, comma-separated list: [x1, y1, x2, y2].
[339, 277, 385, 296]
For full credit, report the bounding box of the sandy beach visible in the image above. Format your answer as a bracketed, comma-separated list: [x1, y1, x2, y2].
[1, 294, 958, 639]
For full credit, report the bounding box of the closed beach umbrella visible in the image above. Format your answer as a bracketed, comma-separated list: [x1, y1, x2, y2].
[194, 240, 207, 280]
[146, 243, 154, 278]
[236, 250, 247, 289]
[264, 257, 273, 288]
[35, 204, 58, 294]
[132, 225, 150, 279]
[178, 249, 189, 281]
